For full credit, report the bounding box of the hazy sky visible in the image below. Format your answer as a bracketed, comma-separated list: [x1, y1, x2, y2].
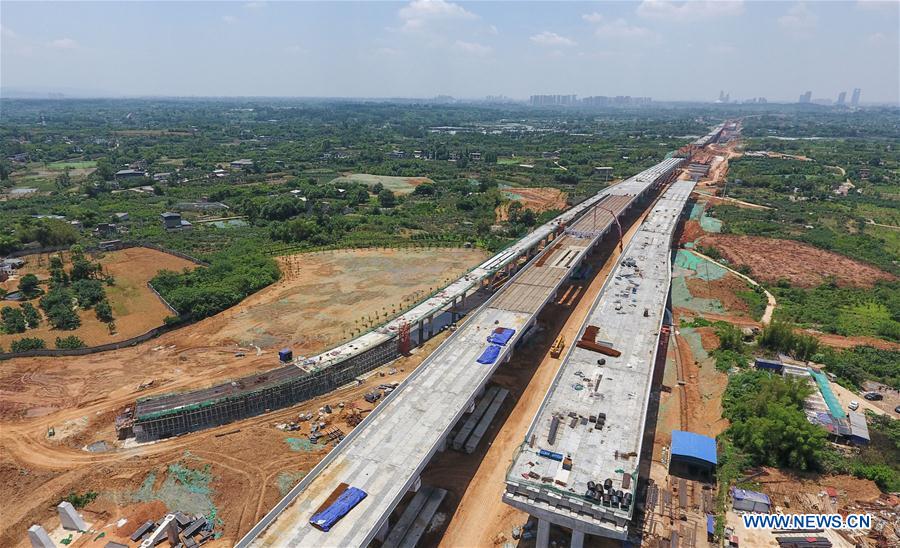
[2, 1, 898, 102]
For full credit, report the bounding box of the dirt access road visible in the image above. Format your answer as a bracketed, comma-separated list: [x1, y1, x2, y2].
[0, 337, 450, 547]
[438, 193, 661, 548]
[0, 247, 486, 545]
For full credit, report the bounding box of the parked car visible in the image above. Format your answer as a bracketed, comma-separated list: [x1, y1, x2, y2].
[848, 401, 860, 411]
[895, 405, 900, 414]
[864, 392, 883, 401]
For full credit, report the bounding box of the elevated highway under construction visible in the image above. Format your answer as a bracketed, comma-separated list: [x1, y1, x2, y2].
[504, 179, 697, 547]
[235, 157, 685, 548]
[119, 159, 681, 443]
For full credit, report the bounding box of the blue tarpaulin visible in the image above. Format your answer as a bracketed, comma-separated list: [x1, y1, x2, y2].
[707, 514, 715, 534]
[310, 486, 367, 532]
[486, 327, 516, 346]
[476, 344, 502, 364]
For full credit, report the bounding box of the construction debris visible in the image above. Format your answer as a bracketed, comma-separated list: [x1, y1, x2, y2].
[575, 325, 621, 357]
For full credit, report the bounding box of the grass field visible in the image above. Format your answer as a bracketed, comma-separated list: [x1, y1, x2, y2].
[47, 160, 97, 171]
[497, 156, 532, 165]
[329, 173, 434, 194]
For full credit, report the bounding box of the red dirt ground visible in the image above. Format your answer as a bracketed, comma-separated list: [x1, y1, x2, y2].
[700, 234, 896, 288]
[496, 187, 567, 221]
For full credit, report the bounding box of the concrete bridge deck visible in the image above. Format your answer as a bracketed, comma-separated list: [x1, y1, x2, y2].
[236, 158, 684, 548]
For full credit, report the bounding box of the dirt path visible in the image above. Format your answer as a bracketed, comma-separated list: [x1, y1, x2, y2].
[695, 191, 775, 211]
[687, 249, 776, 324]
[439, 195, 659, 548]
[0, 334, 449, 547]
[866, 218, 900, 230]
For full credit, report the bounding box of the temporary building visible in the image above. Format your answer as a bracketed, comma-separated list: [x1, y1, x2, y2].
[669, 430, 718, 481]
[731, 488, 771, 513]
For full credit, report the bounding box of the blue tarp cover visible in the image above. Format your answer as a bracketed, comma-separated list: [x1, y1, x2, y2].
[310, 486, 367, 532]
[476, 344, 502, 364]
[671, 430, 718, 465]
[707, 514, 715, 534]
[487, 327, 516, 346]
[731, 488, 771, 505]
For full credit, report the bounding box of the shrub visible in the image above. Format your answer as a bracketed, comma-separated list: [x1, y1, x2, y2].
[63, 491, 98, 509]
[21, 302, 41, 329]
[11, 337, 46, 352]
[1, 306, 27, 334]
[55, 335, 86, 349]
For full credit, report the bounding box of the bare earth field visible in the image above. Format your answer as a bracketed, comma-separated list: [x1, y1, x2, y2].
[0, 247, 487, 546]
[178, 247, 486, 356]
[701, 234, 897, 288]
[496, 187, 567, 222]
[1, 247, 197, 348]
[328, 173, 434, 194]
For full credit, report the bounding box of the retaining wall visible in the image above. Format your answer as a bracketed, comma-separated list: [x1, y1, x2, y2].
[133, 336, 401, 441]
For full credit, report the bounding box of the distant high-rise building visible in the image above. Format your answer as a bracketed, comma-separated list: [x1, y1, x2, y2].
[799, 91, 812, 104]
[529, 94, 577, 106]
[836, 91, 847, 106]
[851, 88, 861, 106]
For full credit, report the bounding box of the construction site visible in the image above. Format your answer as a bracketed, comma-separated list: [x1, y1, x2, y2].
[17, 120, 894, 548]
[7, 140, 704, 548]
[233, 157, 686, 547]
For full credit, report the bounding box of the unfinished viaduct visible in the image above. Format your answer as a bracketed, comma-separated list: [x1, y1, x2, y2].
[235, 156, 687, 547]
[119, 159, 680, 442]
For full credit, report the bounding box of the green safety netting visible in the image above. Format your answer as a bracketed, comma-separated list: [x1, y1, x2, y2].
[809, 369, 846, 419]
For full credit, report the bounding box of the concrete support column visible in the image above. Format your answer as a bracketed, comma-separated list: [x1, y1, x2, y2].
[571, 529, 585, 548]
[537, 519, 550, 548]
[428, 314, 434, 337]
[409, 476, 422, 493]
[418, 321, 424, 343]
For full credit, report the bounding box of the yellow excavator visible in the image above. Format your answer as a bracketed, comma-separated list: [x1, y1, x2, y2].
[550, 335, 566, 358]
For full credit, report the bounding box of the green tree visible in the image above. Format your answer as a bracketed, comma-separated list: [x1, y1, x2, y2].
[95, 299, 114, 323]
[55, 335, 86, 349]
[18, 273, 40, 297]
[0, 235, 20, 255]
[1, 306, 27, 334]
[11, 337, 46, 352]
[72, 279, 105, 309]
[40, 289, 81, 330]
[55, 169, 72, 190]
[21, 302, 41, 329]
[378, 189, 396, 208]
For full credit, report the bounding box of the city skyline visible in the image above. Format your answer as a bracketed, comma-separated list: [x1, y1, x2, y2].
[2, 1, 898, 103]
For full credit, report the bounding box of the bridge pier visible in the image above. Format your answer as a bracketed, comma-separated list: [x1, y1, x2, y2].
[374, 520, 390, 543]
[537, 519, 550, 548]
[571, 529, 585, 548]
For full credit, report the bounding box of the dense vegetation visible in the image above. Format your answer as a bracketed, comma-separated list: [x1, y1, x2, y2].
[722, 370, 824, 471]
[720, 369, 900, 492]
[772, 280, 900, 342]
[150, 243, 280, 322]
[1, 99, 703, 261]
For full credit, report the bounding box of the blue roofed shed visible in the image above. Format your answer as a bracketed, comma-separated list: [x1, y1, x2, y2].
[669, 430, 718, 482]
[731, 488, 771, 513]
